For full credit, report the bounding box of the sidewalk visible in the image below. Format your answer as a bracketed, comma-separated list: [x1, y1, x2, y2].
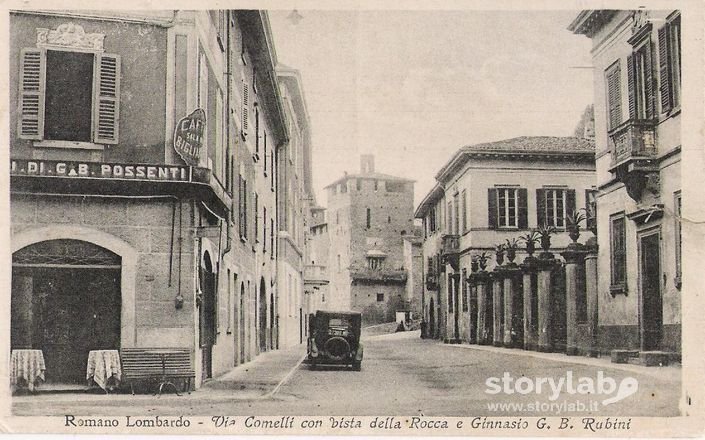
[12, 343, 307, 407]
[202, 342, 307, 397]
[441, 340, 681, 382]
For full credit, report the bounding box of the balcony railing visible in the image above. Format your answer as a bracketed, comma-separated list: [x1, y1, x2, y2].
[305, 264, 328, 280]
[608, 119, 657, 166]
[440, 234, 460, 270]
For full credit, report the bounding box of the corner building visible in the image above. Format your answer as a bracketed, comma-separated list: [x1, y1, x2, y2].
[570, 10, 682, 356]
[9, 10, 294, 389]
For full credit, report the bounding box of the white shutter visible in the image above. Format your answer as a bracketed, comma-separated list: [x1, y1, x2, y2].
[18, 48, 45, 140]
[93, 53, 120, 144]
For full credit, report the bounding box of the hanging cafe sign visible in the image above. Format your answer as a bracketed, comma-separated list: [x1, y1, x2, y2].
[173, 108, 206, 167]
[10, 159, 191, 182]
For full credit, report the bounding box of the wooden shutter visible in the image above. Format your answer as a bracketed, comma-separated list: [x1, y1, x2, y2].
[566, 189, 576, 218]
[93, 53, 120, 144]
[487, 188, 498, 229]
[517, 188, 528, 229]
[536, 189, 546, 228]
[606, 63, 622, 129]
[242, 82, 249, 135]
[18, 48, 45, 140]
[658, 25, 672, 113]
[643, 41, 655, 119]
[627, 54, 636, 120]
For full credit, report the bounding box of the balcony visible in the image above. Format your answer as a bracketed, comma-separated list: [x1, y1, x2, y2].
[440, 234, 460, 271]
[350, 268, 407, 284]
[305, 264, 328, 282]
[608, 119, 660, 201]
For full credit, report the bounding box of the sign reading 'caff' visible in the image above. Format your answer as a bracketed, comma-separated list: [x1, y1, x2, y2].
[173, 108, 206, 166]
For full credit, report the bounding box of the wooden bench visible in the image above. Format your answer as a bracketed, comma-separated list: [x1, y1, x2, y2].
[120, 348, 195, 395]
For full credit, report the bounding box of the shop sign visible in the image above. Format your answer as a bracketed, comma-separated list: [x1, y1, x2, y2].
[10, 159, 191, 181]
[173, 108, 206, 166]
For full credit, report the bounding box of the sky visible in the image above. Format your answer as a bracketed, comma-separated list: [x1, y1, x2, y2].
[268, 9, 594, 209]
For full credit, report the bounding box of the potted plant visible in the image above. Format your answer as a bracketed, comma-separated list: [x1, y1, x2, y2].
[477, 252, 491, 271]
[505, 238, 520, 263]
[520, 231, 541, 256]
[495, 244, 505, 266]
[537, 223, 557, 252]
[565, 209, 587, 243]
[470, 255, 479, 272]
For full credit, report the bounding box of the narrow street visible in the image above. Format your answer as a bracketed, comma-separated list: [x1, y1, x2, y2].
[13, 331, 680, 417]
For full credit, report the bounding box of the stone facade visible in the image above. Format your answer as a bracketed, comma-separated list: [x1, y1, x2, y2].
[325, 155, 416, 325]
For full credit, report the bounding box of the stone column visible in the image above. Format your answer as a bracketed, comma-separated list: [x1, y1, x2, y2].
[585, 242, 599, 356]
[562, 244, 587, 356]
[492, 270, 504, 347]
[521, 257, 538, 350]
[537, 256, 557, 352]
[467, 275, 477, 344]
[475, 272, 490, 345]
[503, 265, 521, 348]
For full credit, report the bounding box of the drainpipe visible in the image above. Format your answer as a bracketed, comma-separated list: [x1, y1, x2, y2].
[222, 10, 233, 256]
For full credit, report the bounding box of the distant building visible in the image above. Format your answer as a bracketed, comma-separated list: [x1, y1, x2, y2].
[415, 136, 596, 344]
[570, 9, 681, 356]
[277, 66, 314, 348]
[325, 155, 416, 324]
[304, 205, 330, 315]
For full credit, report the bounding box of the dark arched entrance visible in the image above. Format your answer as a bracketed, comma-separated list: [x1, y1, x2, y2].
[239, 282, 246, 363]
[259, 278, 267, 352]
[199, 252, 216, 380]
[269, 292, 275, 350]
[429, 298, 435, 339]
[11, 239, 121, 384]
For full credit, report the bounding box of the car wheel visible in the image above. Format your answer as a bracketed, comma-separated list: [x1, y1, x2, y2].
[310, 362, 317, 371]
[352, 362, 361, 372]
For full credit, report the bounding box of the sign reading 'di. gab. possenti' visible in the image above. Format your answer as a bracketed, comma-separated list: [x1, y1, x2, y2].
[173, 108, 206, 166]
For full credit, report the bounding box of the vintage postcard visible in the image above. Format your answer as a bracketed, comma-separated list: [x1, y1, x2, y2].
[1, 0, 705, 437]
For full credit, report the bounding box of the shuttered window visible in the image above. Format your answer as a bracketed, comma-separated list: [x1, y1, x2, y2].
[489, 188, 527, 229]
[659, 14, 681, 113]
[627, 40, 655, 120]
[18, 48, 120, 144]
[537, 188, 575, 228]
[241, 82, 249, 137]
[605, 61, 622, 130]
[461, 190, 468, 233]
[610, 214, 627, 289]
[254, 192, 259, 243]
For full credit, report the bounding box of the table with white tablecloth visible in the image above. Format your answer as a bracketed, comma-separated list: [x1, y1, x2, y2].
[10, 349, 45, 392]
[86, 349, 122, 391]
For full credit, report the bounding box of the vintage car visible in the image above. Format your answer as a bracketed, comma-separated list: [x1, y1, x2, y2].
[307, 310, 363, 371]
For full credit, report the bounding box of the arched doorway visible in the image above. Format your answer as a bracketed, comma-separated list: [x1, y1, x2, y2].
[259, 278, 267, 352]
[269, 292, 275, 350]
[11, 239, 121, 384]
[199, 252, 216, 380]
[239, 282, 246, 363]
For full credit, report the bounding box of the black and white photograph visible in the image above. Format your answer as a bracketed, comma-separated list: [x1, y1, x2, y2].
[3, 0, 705, 436]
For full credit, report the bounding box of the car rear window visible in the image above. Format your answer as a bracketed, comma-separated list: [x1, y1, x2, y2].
[329, 318, 349, 326]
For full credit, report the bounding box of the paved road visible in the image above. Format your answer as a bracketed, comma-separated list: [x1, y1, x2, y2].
[13, 331, 680, 417]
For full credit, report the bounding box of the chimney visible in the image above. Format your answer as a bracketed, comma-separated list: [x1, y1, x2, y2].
[360, 154, 375, 174]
